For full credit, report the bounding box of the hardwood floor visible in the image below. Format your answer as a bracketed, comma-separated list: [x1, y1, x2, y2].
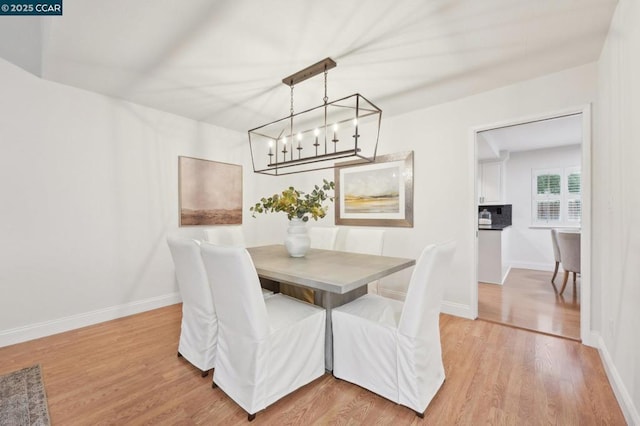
[479, 268, 581, 340]
[0, 303, 623, 425]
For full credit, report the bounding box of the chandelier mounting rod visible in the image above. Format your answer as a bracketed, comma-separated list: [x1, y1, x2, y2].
[281, 57, 337, 87]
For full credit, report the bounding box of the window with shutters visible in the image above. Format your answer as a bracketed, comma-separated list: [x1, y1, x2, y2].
[566, 167, 582, 223]
[532, 167, 581, 226]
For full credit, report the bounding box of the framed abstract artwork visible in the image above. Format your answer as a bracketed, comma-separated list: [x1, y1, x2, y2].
[334, 151, 414, 227]
[178, 156, 242, 226]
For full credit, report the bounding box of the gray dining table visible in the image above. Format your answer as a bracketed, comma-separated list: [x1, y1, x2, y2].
[247, 244, 416, 371]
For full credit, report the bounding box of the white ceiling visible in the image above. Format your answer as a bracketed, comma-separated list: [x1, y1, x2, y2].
[477, 113, 583, 160]
[0, 0, 617, 133]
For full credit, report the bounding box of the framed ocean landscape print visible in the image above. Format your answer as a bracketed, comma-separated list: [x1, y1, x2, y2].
[178, 156, 242, 226]
[334, 151, 414, 227]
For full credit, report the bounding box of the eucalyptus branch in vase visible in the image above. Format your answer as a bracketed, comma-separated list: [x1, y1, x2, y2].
[250, 179, 335, 222]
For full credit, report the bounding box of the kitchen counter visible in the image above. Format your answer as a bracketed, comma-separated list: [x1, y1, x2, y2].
[478, 224, 512, 231]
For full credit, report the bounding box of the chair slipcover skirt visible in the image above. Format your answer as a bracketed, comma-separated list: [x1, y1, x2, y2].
[332, 241, 455, 415]
[177, 303, 218, 372]
[167, 237, 217, 373]
[200, 243, 325, 417]
[332, 295, 445, 412]
[214, 294, 325, 413]
[333, 295, 403, 402]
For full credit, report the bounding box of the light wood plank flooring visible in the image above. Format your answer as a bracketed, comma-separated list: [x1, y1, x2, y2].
[0, 303, 622, 425]
[479, 268, 581, 341]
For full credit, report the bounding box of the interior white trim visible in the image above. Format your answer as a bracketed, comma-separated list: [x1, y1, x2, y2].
[377, 288, 406, 301]
[508, 262, 555, 272]
[597, 334, 640, 425]
[470, 104, 592, 342]
[0, 292, 182, 348]
[377, 288, 474, 320]
[441, 301, 474, 320]
[579, 104, 592, 347]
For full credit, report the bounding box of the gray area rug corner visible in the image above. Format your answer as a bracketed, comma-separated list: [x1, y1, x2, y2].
[0, 364, 51, 426]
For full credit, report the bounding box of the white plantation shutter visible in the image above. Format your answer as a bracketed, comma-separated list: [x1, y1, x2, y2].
[566, 168, 582, 223]
[532, 167, 581, 226]
[536, 200, 561, 221]
[533, 169, 561, 223]
[567, 200, 581, 221]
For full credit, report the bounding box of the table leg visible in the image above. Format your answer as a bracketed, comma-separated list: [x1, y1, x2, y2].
[314, 286, 367, 371]
[259, 277, 280, 294]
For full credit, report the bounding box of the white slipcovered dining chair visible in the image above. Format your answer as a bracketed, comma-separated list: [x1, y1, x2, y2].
[550, 229, 561, 285]
[332, 241, 456, 417]
[557, 231, 581, 295]
[203, 226, 274, 298]
[308, 226, 339, 249]
[203, 226, 246, 247]
[166, 236, 217, 377]
[341, 228, 385, 294]
[200, 243, 326, 421]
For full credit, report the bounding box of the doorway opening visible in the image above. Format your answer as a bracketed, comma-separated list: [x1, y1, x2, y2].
[472, 107, 591, 343]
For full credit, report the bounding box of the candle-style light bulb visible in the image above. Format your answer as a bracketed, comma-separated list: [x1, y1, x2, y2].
[267, 140, 274, 164]
[352, 118, 360, 141]
[296, 133, 303, 159]
[313, 128, 320, 154]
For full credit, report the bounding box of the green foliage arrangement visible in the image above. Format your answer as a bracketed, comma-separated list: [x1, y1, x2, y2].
[250, 179, 335, 222]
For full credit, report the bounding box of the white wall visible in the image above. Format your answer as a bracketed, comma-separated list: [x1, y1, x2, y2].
[595, 0, 640, 423]
[505, 145, 581, 271]
[0, 17, 42, 76]
[0, 58, 252, 345]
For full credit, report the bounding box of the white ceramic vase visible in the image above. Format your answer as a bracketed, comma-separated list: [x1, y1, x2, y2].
[284, 218, 310, 257]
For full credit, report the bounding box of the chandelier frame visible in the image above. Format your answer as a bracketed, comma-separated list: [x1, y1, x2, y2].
[248, 58, 381, 176]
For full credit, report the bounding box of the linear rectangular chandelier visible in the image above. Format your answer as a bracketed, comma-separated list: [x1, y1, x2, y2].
[248, 58, 381, 175]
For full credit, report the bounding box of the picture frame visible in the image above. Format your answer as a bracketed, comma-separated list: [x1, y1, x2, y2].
[178, 156, 243, 226]
[334, 151, 414, 227]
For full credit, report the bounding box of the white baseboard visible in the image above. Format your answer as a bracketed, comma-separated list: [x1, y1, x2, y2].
[378, 288, 474, 320]
[508, 261, 554, 272]
[378, 287, 406, 301]
[596, 334, 640, 426]
[0, 292, 182, 348]
[441, 301, 474, 319]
